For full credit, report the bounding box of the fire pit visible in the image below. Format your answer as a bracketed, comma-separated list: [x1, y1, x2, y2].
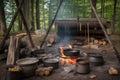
[59, 45, 80, 65]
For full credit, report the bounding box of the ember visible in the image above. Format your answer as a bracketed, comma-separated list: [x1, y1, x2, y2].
[59, 44, 77, 65]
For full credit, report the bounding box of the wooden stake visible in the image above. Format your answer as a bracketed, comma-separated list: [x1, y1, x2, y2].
[40, 0, 63, 48]
[80, 23, 82, 31]
[87, 23, 90, 47]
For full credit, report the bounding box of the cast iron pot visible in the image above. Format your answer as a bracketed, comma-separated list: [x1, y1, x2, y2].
[5, 66, 23, 80]
[16, 58, 39, 77]
[76, 57, 90, 74]
[66, 50, 80, 57]
[61, 47, 80, 57]
[87, 53, 104, 66]
[43, 58, 59, 69]
[31, 49, 45, 56]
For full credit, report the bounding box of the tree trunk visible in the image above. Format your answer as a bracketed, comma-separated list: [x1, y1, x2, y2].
[22, 0, 31, 30]
[0, 0, 7, 33]
[36, 0, 40, 29]
[101, 0, 105, 18]
[42, 0, 45, 29]
[31, 0, 35, 31]
[112, 0, 117, 33]
[18, 14, 23, 31]
[48, 0, 52, 26]
[91, 0, 97, 18]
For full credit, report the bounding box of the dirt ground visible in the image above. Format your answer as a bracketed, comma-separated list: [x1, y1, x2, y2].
[110, 34, 120, 52]
[0, 34, 120, 80]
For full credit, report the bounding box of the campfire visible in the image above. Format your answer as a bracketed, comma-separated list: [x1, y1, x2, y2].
[59, 44, 78, 65]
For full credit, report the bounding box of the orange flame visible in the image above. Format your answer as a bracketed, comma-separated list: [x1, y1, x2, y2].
[68, 44, 72, 49]
[59, 45, 76, 65]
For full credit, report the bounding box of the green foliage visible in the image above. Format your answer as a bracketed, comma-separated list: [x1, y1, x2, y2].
[2, 0, 120, 33]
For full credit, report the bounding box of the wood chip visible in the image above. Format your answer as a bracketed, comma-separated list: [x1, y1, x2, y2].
[89, 74, 96, 79]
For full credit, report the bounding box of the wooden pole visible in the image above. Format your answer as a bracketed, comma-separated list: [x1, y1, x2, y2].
[87, 23, 90, 47]
[89, 0, 120, 63]
[0, 0, 24, 53]
[40, 0, 63, 48]
[15, 0, 34, 48]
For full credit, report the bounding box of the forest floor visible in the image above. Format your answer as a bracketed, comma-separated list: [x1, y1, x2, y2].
[0, 33, 120, 80]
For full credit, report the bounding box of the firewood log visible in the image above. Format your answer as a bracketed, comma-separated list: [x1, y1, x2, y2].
[94, 40, 99, 44]
[108, 67, 118, 75]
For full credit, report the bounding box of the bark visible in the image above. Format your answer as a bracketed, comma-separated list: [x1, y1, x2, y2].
[0, 0, 7, 33]
[36, 0, 40, 29]
[22, 0, 31, 30]
[112, 0, 117, 33]
[91, 0, 97, 18]
[42, 0, 45, 29]
[18, 14, 23, 31]
[48, 0, 52, 26]
[101, 0, 105, 17]
[31, 0, 35, 31]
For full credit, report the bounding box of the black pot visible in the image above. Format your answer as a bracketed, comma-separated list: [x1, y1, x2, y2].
[5, 66, 23, 80]
[43, 58, 59, 69]
[76, 57, 90, 74]
[64, 50, 80, 57]
[87, 53, 104, 66]
[61, 47, 80, 57]
[31, 49, 45, 56]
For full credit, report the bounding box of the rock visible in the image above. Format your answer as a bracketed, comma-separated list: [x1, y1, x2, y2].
[89, 74, 96, 79]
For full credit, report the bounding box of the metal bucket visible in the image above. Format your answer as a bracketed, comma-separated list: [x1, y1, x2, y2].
[76, 57, 90, 74]
[88, 53, 104, 66]
[5, 67, 23, 80]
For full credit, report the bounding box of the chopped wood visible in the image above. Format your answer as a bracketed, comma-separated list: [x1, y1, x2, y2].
[79, 23, 82, 31]
[36, 67, 53, 76]
[15, 37, 20, 61]
[102, 41, 107, 45]
[16, 33, 27, 37]
[89, 74, 96, 79]
[94, 40, 99, 44]
[6, 36, 16, 65]
[49, 37, 55, 44]
[99, 40, 103, 45]
[108, 67, 118, 75]
[6, 36, 20, 65]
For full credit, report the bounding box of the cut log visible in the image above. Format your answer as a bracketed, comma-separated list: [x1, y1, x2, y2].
[15, 37, 20, 61]
[6, 36, 16, 65]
